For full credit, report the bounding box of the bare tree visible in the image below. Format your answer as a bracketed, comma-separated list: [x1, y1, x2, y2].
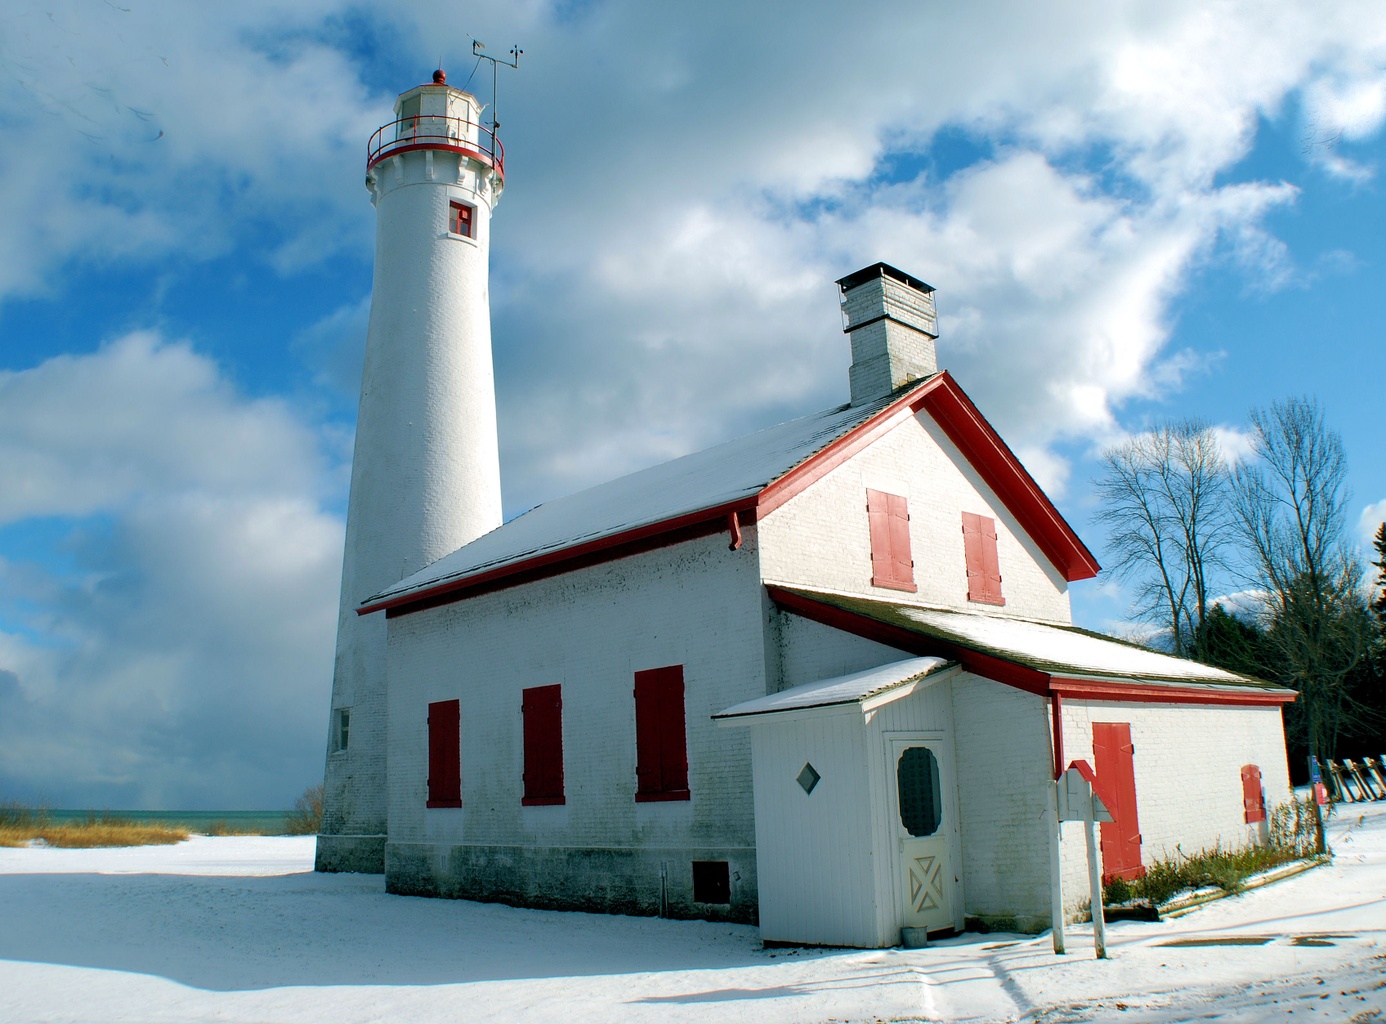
[1096, 419, 1233, 657]
[1232, 396, 1372, 761]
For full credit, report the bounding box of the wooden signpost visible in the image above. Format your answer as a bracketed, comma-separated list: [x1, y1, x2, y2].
[1053, 760, 1115, 959]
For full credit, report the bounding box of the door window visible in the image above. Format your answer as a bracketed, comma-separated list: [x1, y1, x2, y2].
[897, 746, 942, 837]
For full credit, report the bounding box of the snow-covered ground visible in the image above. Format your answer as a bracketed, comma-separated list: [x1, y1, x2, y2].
[1, 803, 1383, 1023]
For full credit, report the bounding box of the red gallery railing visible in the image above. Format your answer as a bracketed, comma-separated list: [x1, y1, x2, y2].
[367, 116, 504, 178]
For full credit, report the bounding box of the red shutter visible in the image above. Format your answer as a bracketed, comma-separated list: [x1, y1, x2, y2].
[868, 489, 917, 592]
[962, 512, 1005, 605]
[660, 669, 689, 795]
[522, 684, 565, 806]
[1241, 764, 1266, 823]
[426, 699, 462, 808]
[1093, 722, 1143, 881]
[887, 492, 915, 588]
[634, 665, 689, 802]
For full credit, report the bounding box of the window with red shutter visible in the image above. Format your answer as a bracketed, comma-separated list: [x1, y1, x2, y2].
[867, 488, 916, 592]
[1241, 764, 1266, 824]
[449, 201, 473, 237]
[961, 511, 1005, 605]
[522, 684, 565, 806]
[426, 699, 462, 808]
[633, 665, 689, 802]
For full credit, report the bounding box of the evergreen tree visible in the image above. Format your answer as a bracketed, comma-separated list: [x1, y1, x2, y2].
[1195, 603, 1270, 679]
[1372, 522, 1386, 640]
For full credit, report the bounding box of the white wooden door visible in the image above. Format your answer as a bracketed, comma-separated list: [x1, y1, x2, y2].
[893, 740, 953, 932]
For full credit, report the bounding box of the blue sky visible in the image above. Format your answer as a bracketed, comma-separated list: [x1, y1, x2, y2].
[1, 1, 1383, 809]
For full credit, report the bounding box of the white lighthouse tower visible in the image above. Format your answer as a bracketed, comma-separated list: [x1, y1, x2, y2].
[316, 70, 505, 873]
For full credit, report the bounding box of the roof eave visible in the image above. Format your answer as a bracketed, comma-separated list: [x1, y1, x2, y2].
[768, 586, 1297, 708]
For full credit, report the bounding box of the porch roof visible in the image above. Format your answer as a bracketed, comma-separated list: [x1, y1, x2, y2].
[713, 656, 954, 722]
[767, 586, 1296, 704]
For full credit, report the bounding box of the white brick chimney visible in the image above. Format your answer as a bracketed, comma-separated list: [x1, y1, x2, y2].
[837, 263, 938, 406]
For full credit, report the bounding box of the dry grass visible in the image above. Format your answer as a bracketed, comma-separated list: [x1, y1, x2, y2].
[0, 803, 189, 848]
[199, 820, 268, 837]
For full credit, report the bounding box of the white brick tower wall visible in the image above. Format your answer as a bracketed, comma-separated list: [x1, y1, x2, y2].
[317, 73, 505, 873]
[838, 263, 939, 406]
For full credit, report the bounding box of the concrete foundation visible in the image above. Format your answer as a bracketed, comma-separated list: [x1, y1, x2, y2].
[315, 833, 388, 874]
[386, 842, 758, 923]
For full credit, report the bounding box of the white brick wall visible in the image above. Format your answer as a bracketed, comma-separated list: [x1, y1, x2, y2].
[1055, 700, 1293, 916]
[759, 410, 1073, 623]
[949, 674, 1054, 925]
[385, 528, 766, 892]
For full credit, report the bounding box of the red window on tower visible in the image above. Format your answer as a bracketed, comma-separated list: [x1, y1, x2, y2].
[521, 684, 565, 806]
[426, 699, 462, 808]
[634, 665, 690, 802]
[867, 489, 916, 592]
[449, 201, 473, 238]
[962, 511, 1005, 606]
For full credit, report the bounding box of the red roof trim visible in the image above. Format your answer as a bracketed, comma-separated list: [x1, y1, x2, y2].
[754, 382, 940, 518]
[919, 373, 1100, 581]
[1051, 678, 1296, 707]
[364, 501, 752, 616]
[766, 585, 1051, 695]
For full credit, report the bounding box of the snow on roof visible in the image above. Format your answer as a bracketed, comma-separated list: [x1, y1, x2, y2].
[367, 385, 919, 606]
[775, 587, 1291, 690]
[714, 656, 954, 721]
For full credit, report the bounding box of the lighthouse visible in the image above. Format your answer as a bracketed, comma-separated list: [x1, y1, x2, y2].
[316, 70, 505, 873]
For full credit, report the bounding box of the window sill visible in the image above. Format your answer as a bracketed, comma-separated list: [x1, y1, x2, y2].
[636, 789, 691, 803]
[521, 796, 566, 806]
[967, 594, 1007, 607]
[425, 799, 462, 809]
[872, 577, 918, 593]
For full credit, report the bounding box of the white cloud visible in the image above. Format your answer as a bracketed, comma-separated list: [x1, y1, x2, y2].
[0, 336, 343, 807]
[1360, 500, 1386, 552]
[1212, 425, 1257, 466]
[3, 0, 1386, 803]
[1211, 589, 1273, 622]
[1305, 72, 1386, 143]
[293, 295, 373, 399]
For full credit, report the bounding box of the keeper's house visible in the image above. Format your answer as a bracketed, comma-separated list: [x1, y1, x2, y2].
[355, 262, 1294, 947]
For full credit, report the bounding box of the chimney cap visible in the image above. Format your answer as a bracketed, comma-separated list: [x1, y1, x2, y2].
[836, 262, 934, 296]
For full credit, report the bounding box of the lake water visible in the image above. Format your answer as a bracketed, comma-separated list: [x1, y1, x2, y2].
[44, 810, 295, 834]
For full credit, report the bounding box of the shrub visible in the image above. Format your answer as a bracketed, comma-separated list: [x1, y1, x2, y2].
[1102, 875, 1133, 905]
[1111, 801, 1326, 908]
[285, 783, 324, 835]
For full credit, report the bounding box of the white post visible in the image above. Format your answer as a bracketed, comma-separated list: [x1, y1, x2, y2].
[1049, 783, 1066, 955]
[1084, 816, 1107, 959]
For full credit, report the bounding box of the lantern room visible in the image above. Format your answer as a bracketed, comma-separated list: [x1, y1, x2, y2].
[366, 69, 503, 181]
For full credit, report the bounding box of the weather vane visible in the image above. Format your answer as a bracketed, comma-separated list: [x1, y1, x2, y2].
[470, 39, 522, 134]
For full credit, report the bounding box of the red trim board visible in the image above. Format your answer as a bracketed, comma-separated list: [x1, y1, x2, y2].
[1050, 678, 1295, 707]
